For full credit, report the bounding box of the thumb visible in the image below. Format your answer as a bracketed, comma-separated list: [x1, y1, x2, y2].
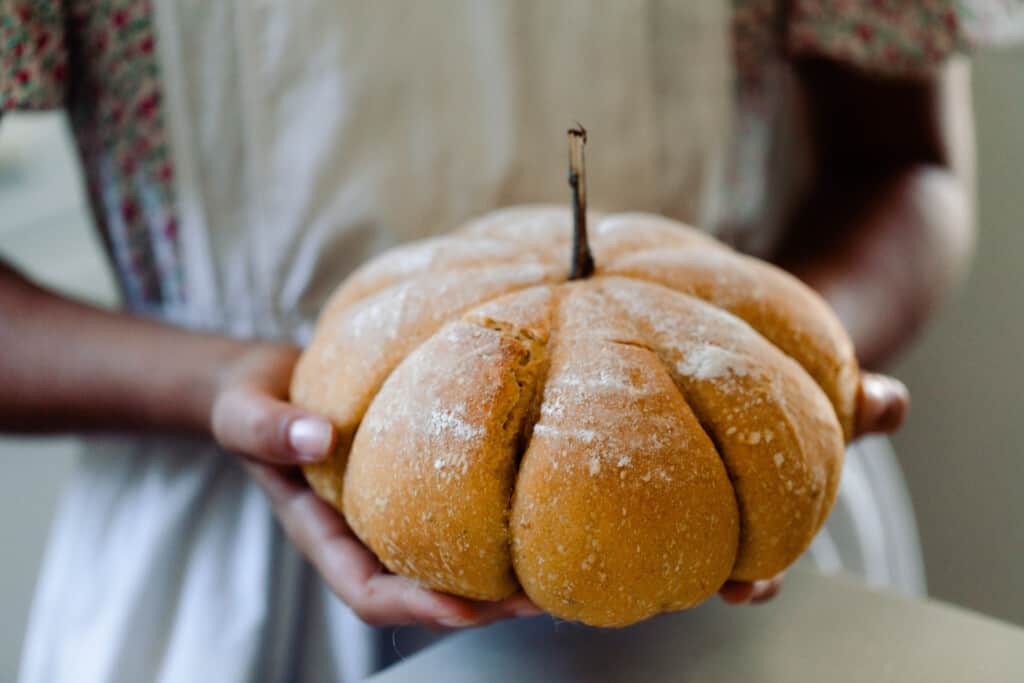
[211, 383, 335, 464]
[854, 372, 909, 438]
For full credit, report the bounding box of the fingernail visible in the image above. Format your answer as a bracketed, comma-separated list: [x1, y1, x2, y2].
[288, 417, 333, 461]
[438, 616, 475, 628]
[514, 605, 544, 617]
[861, 374, 883, 400]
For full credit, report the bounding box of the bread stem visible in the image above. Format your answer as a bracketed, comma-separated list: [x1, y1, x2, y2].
[568, 125, 595, 280]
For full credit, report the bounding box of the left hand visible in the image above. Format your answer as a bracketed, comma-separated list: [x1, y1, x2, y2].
[718, 371, 909, 605]
[214, 343, 543, 629]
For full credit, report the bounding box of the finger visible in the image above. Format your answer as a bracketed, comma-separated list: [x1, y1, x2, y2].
[855, 372, 909, 437]
[720, 575, 785, 605]
[750, 575, 785, 604]
[245, 460, 310, 503]
[246, 463, 480, 628]
[459, 593, 545, 628]
[719, 580, 756, 604]
[493, 593, 545, 618]
[213, 384, 335, 464]
[363, 574, 480, 628]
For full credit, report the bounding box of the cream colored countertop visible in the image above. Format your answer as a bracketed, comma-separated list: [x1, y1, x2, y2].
[370, 567, 1024, 682]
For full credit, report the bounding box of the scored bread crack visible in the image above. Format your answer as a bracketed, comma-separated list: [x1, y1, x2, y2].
[473, 320, 548, 458]
[595, 282, 747, 572]
[460, 290, 560, 589]
[608, 338, 655, 352]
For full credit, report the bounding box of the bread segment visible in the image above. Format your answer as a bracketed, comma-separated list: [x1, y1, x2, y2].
[343, 320, 546, 599]
[590, 212, 724, 263]
[510, 283, 739, 626]
[603, 277, 844, 580]
[292, 264, 560, 510]
[321, 236, 553, 316]
[605, 247, 858, 438]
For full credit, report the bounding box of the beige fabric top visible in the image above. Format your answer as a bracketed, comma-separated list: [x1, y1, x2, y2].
[154, 1, 731, 339]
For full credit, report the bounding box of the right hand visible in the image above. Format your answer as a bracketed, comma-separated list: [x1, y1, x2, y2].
[210, 343, 543, 629]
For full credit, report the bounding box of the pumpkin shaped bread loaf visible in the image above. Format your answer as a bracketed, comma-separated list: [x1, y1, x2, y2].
[291, 207, 858, 627]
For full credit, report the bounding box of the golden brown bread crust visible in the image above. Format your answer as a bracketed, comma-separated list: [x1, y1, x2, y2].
[510, 283, 739, 626]
[291, 207, 857, 626]
[589, 212, 726, 264]
[604, 247, 859, 439]
[343, 320, 546, 600]
[292, 264, 562, 511]
[320, 235, 552, 319]
[601, 278, 843, 580]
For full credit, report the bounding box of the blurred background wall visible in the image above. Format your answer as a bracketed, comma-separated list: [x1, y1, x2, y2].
[1, 46, 1023, 678]
[891, 46, 1024, 626]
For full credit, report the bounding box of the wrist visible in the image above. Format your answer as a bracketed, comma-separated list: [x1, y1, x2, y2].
[198, 340, 303, 436]
[171, 333, 253, 436]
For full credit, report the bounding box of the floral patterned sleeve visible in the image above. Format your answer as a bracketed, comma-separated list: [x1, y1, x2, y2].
[787, 0, 1024, 77]
[2, 1, 184, 313]
[1, 1, 67, 110]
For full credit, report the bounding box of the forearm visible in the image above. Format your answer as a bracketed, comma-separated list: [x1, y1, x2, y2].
[778, 58, 976, 369]
[781, 166, 973, 368]
[0, 261, 246, 434]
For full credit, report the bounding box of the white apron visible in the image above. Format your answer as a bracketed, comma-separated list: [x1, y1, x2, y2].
[20, 3, 922, 681]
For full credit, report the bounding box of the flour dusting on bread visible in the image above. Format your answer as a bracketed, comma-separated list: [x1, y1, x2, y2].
[676, 344, 752, 381]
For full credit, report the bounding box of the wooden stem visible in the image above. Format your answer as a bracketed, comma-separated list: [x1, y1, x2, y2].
[568, 125, 594, 280]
